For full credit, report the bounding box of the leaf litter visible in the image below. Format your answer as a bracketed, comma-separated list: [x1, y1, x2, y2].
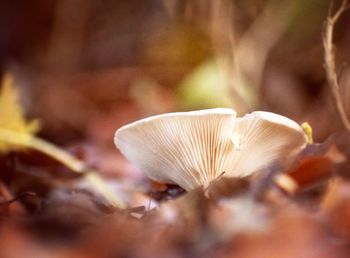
[0, 76, 350, 258]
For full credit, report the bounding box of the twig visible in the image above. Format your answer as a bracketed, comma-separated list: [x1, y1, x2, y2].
[323, 0, 350, 131]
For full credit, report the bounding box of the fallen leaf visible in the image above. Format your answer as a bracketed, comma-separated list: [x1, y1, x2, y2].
[0, 74, 124, 208]
[0, 74, 39, 152]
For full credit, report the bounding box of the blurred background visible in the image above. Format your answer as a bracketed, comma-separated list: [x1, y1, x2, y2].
[0, 0, 349, 175]
[2, 1, 350, 258]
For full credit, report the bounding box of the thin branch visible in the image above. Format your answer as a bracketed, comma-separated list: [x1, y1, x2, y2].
[323, 0, 350, 131]
[331, 0, 349, 22]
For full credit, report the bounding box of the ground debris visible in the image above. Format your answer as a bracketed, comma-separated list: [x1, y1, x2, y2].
[1, 132, 350, 258]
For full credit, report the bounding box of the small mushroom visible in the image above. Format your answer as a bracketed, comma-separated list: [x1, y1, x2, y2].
[114, 108, 308, 191]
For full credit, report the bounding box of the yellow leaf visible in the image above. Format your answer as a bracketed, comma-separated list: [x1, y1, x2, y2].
[0, 74, 39, 152]
[301, 122, 313, 144]
[0, 74, 124, 208]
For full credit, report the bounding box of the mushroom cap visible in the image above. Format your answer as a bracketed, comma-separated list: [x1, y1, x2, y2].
[115, 108, 307, 191]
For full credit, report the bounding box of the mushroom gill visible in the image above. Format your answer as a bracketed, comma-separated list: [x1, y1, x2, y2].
[114, 108, 308, 191]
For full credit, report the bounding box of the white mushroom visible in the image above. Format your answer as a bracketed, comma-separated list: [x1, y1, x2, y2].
[114, 108, 308, 191]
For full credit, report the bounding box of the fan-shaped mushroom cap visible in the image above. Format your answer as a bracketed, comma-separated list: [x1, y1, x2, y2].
[115, 108, 308, 191]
